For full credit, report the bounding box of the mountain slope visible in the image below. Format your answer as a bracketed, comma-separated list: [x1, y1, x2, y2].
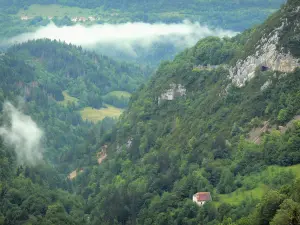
[8, 39, 150, 108]
[229, 0, 300, 87]
[0, 54, 88, 225]
[1, 1, 300, 225]
[0, 40, 150, 224]
[0, 40, 150, 174]
[68, 1, 300, 224]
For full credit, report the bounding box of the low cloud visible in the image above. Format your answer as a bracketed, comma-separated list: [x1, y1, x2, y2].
[7, 21, 237, 57]
[0, 102, 43, 166]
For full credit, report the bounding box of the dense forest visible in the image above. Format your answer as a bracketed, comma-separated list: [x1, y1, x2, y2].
[8, 39, 150, 107]
[1, 0, 300, 224]
[73, 0, 300, 224]
[0, 43, 149, 223]
[0, 40, 150, 175]
[0, 54, 86, 225]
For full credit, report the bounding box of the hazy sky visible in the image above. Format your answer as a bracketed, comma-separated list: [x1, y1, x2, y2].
[7, 21, 237, 56]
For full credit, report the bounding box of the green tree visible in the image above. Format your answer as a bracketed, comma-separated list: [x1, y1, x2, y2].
[270, 199, 300, 225]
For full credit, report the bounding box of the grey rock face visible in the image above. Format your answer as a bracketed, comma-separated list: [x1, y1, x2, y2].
[229, 24, 300, 87]
[260, 80, 272, 92]
[158, 83, 186, 103]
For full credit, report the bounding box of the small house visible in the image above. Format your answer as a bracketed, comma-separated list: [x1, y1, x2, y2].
[193, 192, 212, 206]
[78, 17, 87, 22]
[88, 16, 96, 21]
[71, 17, 78, 22]
[21, 16, 30, 20]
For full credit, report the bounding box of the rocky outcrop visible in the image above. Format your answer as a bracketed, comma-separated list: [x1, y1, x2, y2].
[97, 145, 108, 165]
[126, 138, 133, 149]
[158, 83, 186, 103]
[260, 79, 272, 92]
[247, 121, 270, 144]
[229, 24, 300, 87]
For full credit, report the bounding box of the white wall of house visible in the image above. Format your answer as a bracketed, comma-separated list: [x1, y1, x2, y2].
[192, 194, 207, 206]
[193, 195, 206, 206]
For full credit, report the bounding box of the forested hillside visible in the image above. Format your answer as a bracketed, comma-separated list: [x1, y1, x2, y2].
[0, 54, 88, 225]
[2, 0, 285, 31]
[0, 42, 150, 224]
[0, 23, 154, 224]
[1, 0, 300, 224]
[66, 0, 300, 224]
[8, 39, 149, 107]
[0, 40, 149, 175]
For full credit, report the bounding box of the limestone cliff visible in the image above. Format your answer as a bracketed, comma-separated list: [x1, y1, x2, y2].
[229, 1, 300, 87]
[158, 83, 186, 103]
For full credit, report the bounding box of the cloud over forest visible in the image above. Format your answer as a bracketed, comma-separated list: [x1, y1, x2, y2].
[0, 102, 43, 166]
[7, 21, 237, 57]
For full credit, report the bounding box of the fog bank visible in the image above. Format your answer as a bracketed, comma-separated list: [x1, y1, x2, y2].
[7, 21, 237, 57]
[0, 102, 43, 166]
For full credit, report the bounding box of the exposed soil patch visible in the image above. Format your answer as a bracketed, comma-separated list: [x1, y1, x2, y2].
[248, 115, 300, 144]
[248, 121, 270, 144]
[97, 145, 108, 165]
[68, 168, 84, 180]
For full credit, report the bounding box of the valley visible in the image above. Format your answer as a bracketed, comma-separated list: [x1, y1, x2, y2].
[17, 4, 128, 23]
[3, 1, 285, 30]
[0, 1, 285, 65]
[1, 0, 300, 225]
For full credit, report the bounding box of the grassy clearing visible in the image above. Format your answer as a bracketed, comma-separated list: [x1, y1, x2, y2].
[17, 4, 98, 17]
[80, 104, 123, 123]
[104, 91, 131, 99]
[15, 4, 188, 22]
[59, 91, 79, 106]
[288, 164, 300, 178]
[265, 164, 300, 179]
[217, 164, 300, 206]
[16, 4, 131, 23]
[218, 184, 267, 206]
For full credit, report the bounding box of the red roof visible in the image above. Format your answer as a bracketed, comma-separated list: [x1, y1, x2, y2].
[196, 192, 211, 201]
